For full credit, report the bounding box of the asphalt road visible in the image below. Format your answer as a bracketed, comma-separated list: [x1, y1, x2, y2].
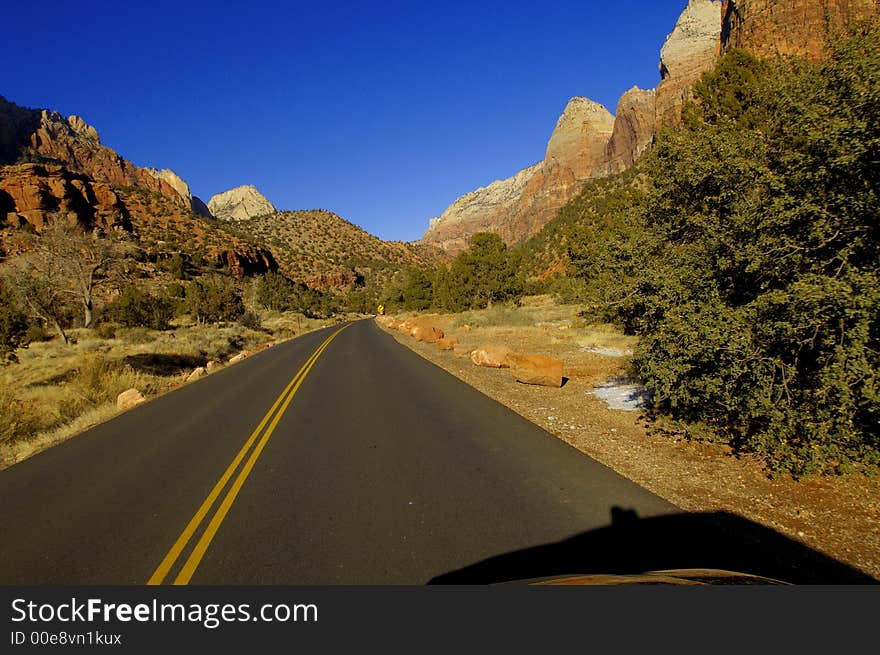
[0, 319, 871, 584]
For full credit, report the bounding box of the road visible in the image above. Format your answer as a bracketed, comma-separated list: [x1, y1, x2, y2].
[0, 319, 869, 584]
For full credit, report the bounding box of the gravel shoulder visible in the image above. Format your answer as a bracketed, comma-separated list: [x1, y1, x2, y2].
[380, 304, 880, 582]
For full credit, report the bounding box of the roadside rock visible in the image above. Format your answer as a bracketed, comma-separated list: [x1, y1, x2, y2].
[414, 326, 444, 343]
[206, 360, 221, 372]
[470, 345, 512, 368]
[186, 367, 207, 382]
[453, 343, 474, 358]
[116, 388, 145, 410]
[507, 353, 564, 388]
[228, 352, 247, 365]
[437, 336, 459, 351]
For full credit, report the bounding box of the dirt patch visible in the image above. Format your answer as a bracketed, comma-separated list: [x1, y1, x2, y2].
[381, 304, 880, 582]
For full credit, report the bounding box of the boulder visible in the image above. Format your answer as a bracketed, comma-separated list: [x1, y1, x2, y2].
[186, 367, 207, 382]
[116, 388, 145, 410]
[228, 352, 247, 365]
[385, 319, 400, 330]
[453, 343, 474, 358]
[414, 326, 445, 343]
[206, 360, 221, 372]
[507, 353, 564, 388]
[470, 345, 512, 368]
[437, 336, 459, 351]
[397, 321, 414, 335]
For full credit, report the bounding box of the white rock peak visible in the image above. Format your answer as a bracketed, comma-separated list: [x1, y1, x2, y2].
[144, 168, 193, 205]
[208, 185, 277, 222]
[660, 0, 723, 80]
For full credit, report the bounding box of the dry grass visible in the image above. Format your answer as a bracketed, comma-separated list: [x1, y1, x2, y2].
[0, 310, 333, 470]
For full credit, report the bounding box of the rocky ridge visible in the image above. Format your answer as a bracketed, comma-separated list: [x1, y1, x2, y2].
[0, 95, 208, 218]
[424, 0, 878, 253]
[422, 0, 879, 252]
[423, 97, 616, 252]
[422, 0, 723, 251]
[655, 0, 724, 131]
[0, 160, 277, 277]
[144, 167, 213, 218]
[221, 209, 443, 289]
[207, 185, 276, 222]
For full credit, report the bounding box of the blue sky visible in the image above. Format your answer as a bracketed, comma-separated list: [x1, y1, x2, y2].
[5, 1, 685, 241]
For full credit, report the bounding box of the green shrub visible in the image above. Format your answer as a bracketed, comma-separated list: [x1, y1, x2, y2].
[0, 284, 29, 363]
[95, 322, 118, 339]
[559, 24, 880, 475]
[104, 287, 174, 330]
[24, 324, 50, 344]
[239, 311, 262, 330]
[429, 233, 524, 312]
[185, 275, 245, 324]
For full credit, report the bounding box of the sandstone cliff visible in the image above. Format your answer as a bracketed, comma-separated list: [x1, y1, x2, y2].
[422, 97, 614, 252]
[0, 162, 130, 236]
[421, 163, 542, 252]
[0, 96, 208, 216]
[0, 161, 277, 276]
[605, 87, 657, 174]
[720, 0, 878, 61]
[207, 185, 276, 221]
[421, 1, 723, 251]
[655, 0, 724, 131]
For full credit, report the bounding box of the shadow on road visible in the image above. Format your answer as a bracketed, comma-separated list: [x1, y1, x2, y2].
[429, 507, 877, 584]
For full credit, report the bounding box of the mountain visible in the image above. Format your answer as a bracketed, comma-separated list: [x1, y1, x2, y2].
[0, 96, 207, 216]
[0, 96, 276, 276]
[420, 0, 878, 252]
[421, 97, 615, 252]
[207, 185, 276, 221]
[421, 0, 723, 252]
[0, 94, 442, 291]
[221, 209, 444, 289]
[143, 167, 213, 219]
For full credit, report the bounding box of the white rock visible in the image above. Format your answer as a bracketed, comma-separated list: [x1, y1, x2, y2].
[186, 367, 207, 382]
[116, 388, 145, 410]
[227, 352, 247, 365]
[208, 185, 276, 221]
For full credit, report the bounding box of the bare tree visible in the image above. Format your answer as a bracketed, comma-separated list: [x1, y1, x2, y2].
[0, 215, 120, 342]
[36, 219, 115, 328]
[1, 245, 73, 344]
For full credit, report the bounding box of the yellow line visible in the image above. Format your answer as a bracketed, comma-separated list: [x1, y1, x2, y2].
[173, 324, 350, 584]
[147, 324, 350, 585]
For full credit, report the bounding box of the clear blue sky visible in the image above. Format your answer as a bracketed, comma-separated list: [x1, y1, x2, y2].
[6, 1, 685, 241]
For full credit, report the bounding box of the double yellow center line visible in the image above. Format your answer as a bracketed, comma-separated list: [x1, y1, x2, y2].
[148, 323, 351, 585]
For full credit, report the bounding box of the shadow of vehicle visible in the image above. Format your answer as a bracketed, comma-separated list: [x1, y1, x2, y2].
[429, 507, 877, 584]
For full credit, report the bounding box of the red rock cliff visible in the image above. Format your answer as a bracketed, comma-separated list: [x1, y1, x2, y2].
[720, 0, 878, 61]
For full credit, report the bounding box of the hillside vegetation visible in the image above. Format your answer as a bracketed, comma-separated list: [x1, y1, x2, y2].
[387, 21, 880, 476]
[529, 23, 879, 476]
[225, 209, 444, 285]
